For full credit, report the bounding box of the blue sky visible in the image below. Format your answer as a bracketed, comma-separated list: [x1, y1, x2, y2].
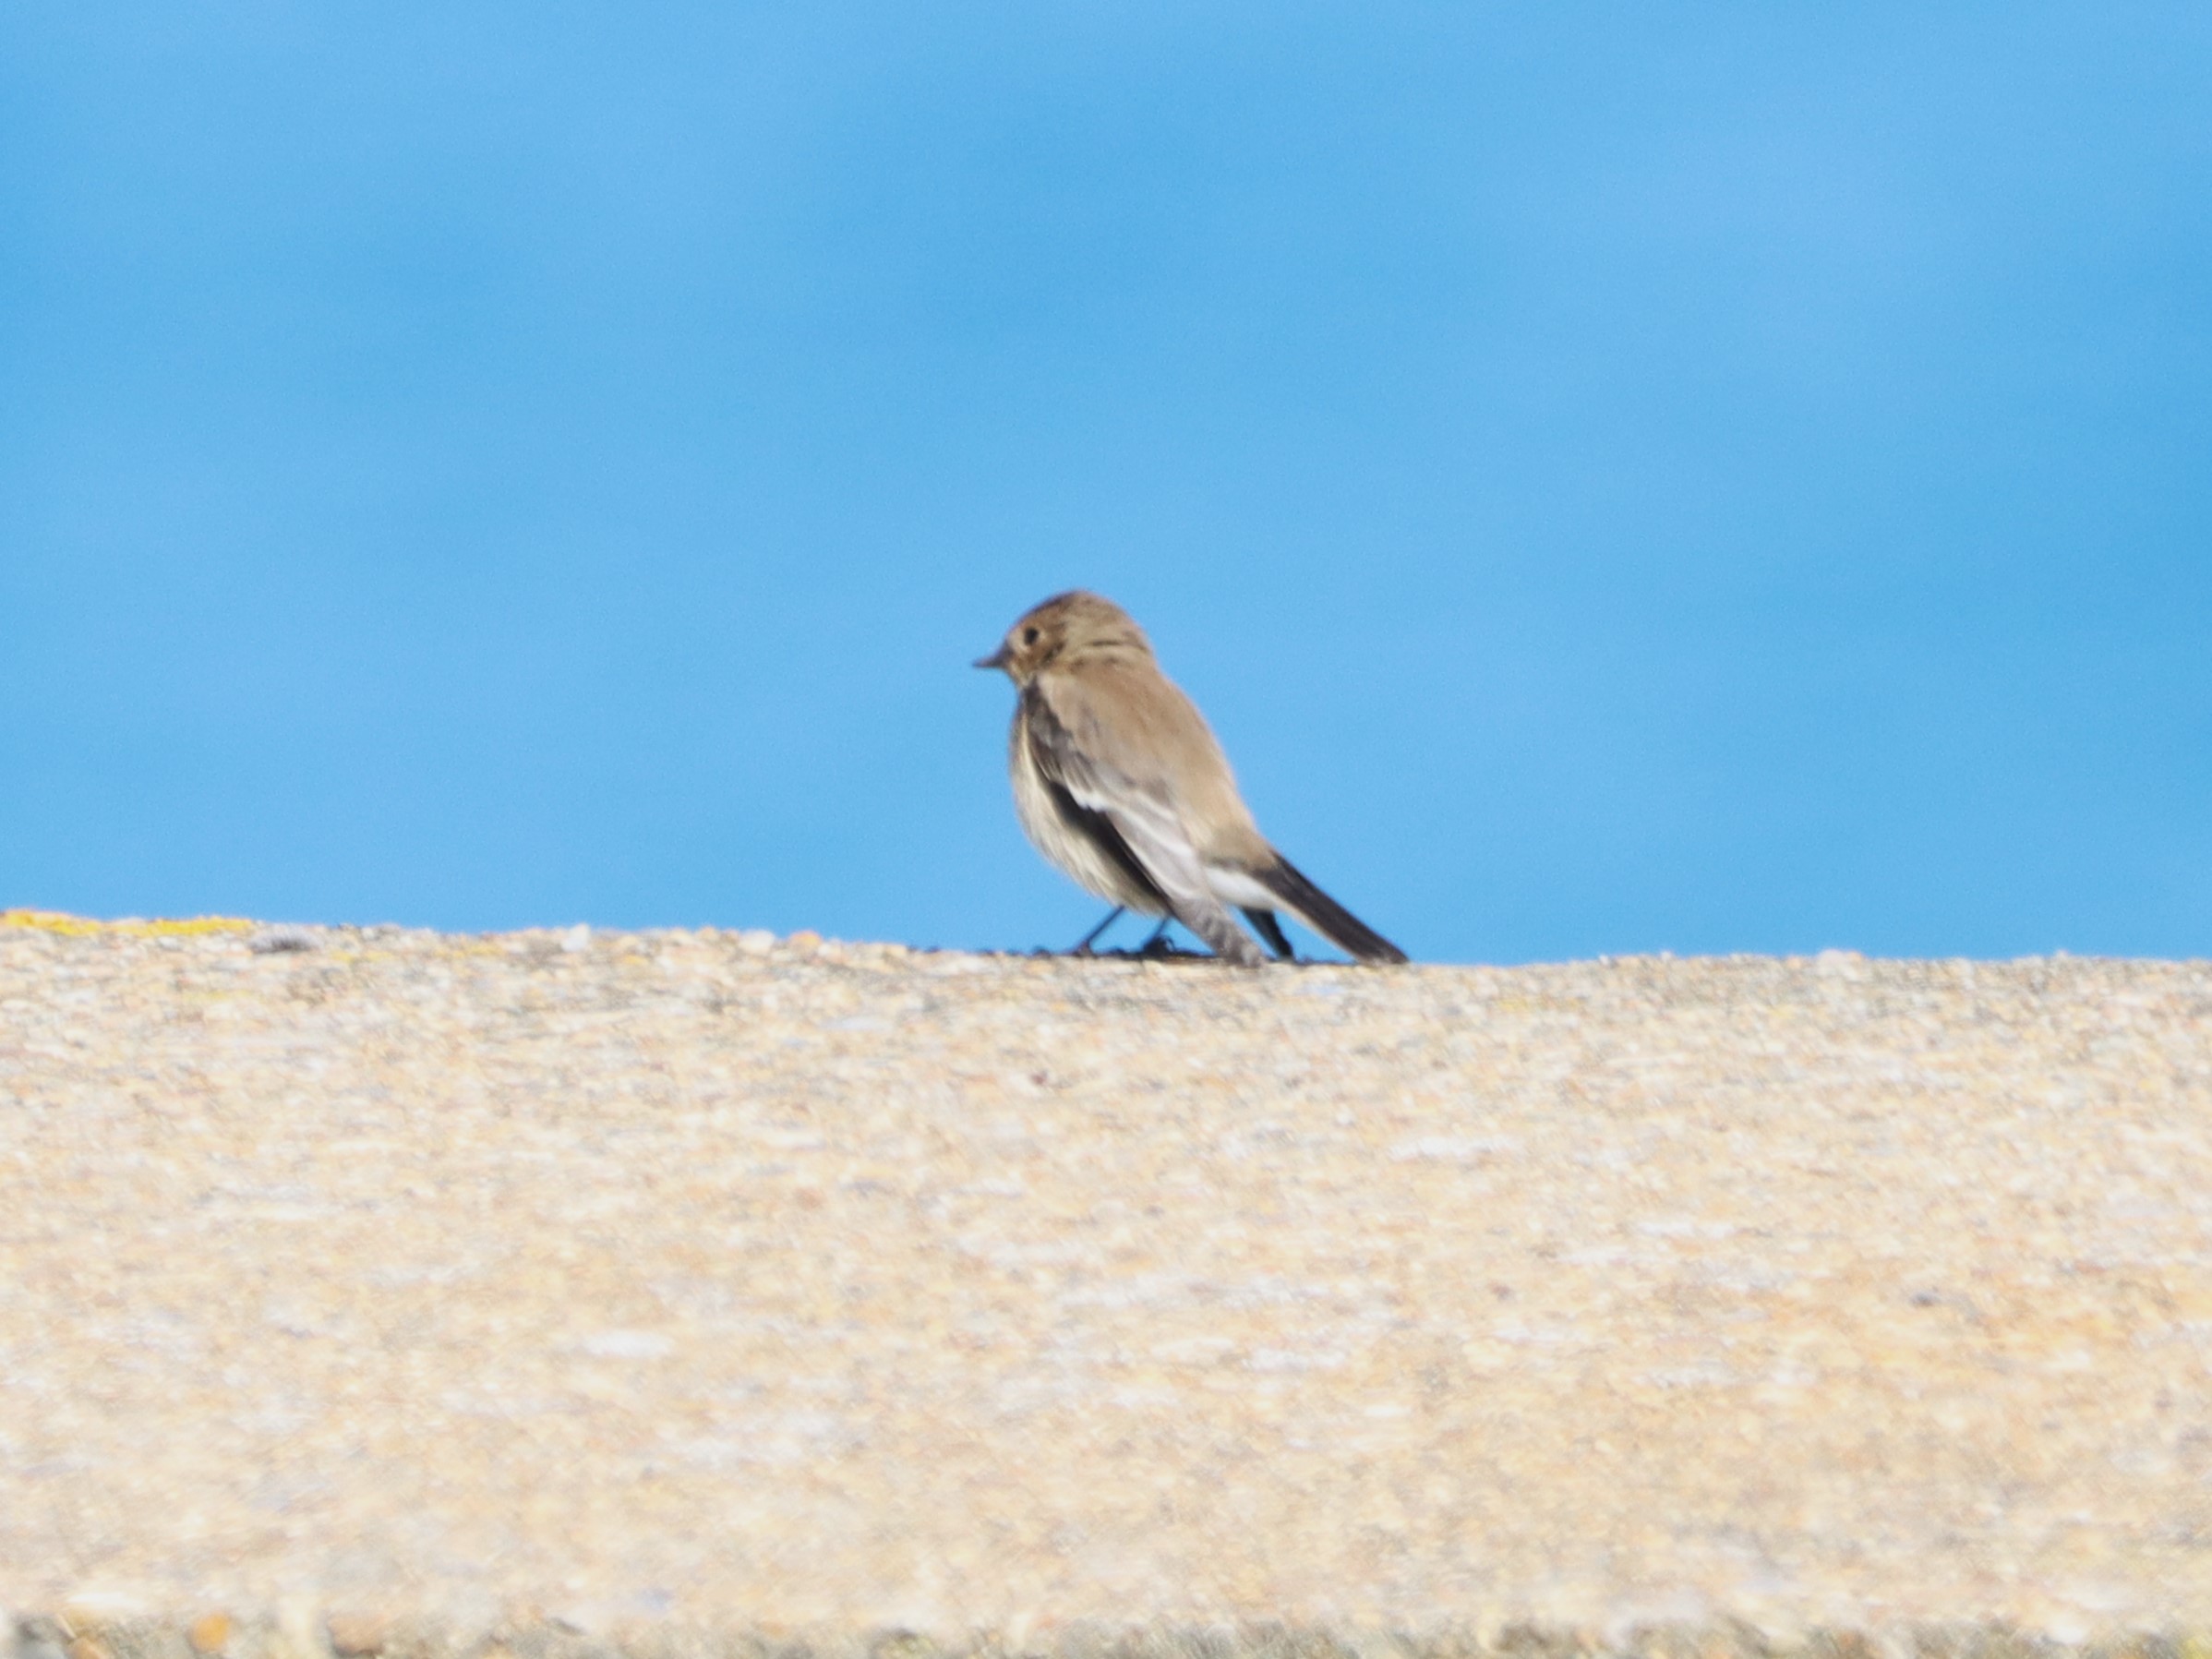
[4, 3, 2207, 963]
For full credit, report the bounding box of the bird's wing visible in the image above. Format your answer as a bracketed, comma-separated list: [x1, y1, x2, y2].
[1038, 772, 1171, 913]
[1023, 680, 1266, 966]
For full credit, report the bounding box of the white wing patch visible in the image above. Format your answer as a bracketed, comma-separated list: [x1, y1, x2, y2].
[1058, 773, 1265, 966]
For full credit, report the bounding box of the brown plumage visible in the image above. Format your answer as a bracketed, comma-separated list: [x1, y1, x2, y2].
[975, 591, 1407, 967]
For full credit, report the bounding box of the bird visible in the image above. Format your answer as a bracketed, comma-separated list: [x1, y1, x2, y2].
[974, 590, 1407, 967]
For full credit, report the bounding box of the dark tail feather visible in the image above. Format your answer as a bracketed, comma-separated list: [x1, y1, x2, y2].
[1240, 908, 1297, 962]
[1259, 856, 1408, 964]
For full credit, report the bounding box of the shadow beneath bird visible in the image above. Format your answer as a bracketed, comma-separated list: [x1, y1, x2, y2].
[1036, 915, 1337, 967]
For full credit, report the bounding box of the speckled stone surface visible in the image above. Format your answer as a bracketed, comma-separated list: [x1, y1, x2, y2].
[3, 912, 2209, 1644]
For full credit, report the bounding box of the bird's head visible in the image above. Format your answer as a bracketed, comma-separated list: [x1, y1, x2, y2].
[973, 590, 1152, 686]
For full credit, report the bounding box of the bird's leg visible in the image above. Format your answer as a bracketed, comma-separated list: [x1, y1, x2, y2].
[1241, 908, 1297, 963]
[1068, 907, 1124, 956]
[1136, 918, 1176, 957]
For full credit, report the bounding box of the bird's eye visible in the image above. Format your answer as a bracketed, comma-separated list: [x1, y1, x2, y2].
[1021, 626, 1040, 645]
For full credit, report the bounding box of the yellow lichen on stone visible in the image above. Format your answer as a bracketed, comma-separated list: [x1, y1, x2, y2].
[1, 909, 254, 937]
[2, 909, 106, 935]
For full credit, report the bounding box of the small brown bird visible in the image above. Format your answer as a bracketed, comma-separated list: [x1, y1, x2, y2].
[975, 591, 1407, 967]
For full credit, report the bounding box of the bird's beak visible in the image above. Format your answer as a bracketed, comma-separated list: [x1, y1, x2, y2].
[973, 645, 1010, 671]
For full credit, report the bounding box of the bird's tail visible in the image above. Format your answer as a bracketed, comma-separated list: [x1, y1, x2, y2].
[1256, 856, 1408, 965]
